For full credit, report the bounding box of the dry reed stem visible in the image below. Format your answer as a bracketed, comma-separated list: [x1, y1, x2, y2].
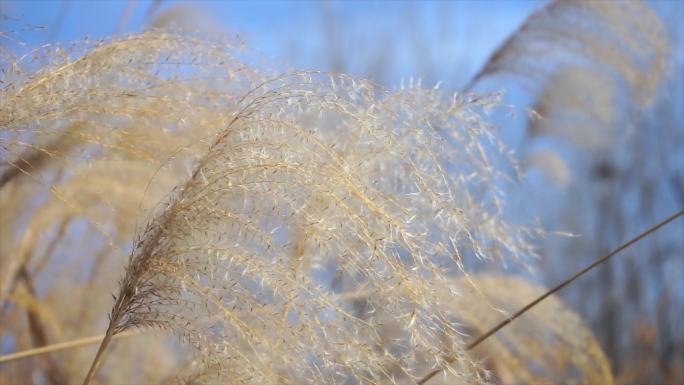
[0, 330, 140, 364]
[417, 208, 684, 384]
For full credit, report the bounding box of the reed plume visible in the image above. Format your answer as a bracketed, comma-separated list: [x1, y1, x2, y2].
[0, 30, 262, 304]
[83, 71, 535, 384]
[467, 0, 667, 150]
[1, 30, 262, 384]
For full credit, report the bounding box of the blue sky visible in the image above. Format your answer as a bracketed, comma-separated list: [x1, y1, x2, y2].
[1, 0, 543, 90]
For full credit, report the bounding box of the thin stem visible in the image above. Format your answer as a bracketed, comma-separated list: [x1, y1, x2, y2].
[82, 326, 115, 385]
[417, 208, 684, 385]
[81, 269, 136, 385]
[0, 330, 140, 364]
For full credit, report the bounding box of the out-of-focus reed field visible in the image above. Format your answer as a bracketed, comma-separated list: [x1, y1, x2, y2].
[0, 1, 682, 384]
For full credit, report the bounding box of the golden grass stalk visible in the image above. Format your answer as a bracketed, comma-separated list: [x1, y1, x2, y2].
[0, 330, 140, 364]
